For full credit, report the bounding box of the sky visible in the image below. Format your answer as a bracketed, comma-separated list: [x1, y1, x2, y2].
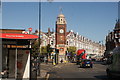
[42, 2, 118, 43]
[118, 2, 120, 19]
[1, 1, 119, 43]
[2, 2, 39, 30]
[0, 0, 1, 28]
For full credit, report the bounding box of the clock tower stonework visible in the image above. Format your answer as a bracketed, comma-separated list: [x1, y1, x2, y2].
[56, 13, 67, 62]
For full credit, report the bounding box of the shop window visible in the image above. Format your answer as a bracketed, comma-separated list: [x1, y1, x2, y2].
[66, 41, 68, 45]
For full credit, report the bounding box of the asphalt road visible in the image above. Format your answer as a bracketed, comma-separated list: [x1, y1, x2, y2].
[41, 62, 108, 80]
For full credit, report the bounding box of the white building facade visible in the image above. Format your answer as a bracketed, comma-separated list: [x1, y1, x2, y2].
[37, 13, 105, 59]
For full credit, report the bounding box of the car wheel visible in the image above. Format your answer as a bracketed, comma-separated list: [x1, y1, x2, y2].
[90, 66, 93, 68]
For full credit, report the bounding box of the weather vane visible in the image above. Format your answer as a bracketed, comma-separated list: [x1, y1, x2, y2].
[59, 6, 63, 14]
[47, 0, 54, 3]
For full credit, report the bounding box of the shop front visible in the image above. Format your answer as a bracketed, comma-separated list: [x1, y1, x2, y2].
[0, 33, 38, 79]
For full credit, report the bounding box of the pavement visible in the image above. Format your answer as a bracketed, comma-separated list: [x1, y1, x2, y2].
[37, 63, 53, 79]
[37, 62, 69, 79]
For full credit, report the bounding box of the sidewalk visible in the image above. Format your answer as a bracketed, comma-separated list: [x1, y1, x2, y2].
[37, 62, 71, 79]
[37, 70, 47, 78]
[37, 63, 53, 79]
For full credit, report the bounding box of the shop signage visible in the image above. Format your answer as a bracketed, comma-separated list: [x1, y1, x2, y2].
[22, 31, 29, 34]
[28, 28, 32, 32]
[2, 41, 16, 44]
[0, 33, 38, 39]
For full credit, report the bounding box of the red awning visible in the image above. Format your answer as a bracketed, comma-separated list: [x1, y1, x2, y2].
[0, 33, 38, 39]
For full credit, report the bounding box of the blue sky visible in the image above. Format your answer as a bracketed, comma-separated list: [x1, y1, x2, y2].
[2, 2, 39, 30]
[118, 2, 120, 19]
[42, 2, 118, 42]
[2, 2, 118, 43]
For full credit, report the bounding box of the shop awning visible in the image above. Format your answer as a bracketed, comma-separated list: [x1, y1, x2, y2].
[0, 33, 38, 39]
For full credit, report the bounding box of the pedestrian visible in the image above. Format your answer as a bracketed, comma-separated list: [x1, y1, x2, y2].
[1, 68, 8, 78]
[60, 59, 63, 63]
[44, 56, 48, 64]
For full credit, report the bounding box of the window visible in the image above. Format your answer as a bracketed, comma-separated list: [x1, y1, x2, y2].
[51, 41, 53, 45]
[66, 41, 68, 45]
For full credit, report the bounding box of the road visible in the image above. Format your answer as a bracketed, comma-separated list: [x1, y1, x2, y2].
[41, 62, 108, 80]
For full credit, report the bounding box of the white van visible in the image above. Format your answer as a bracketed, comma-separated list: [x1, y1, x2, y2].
[106, 46, 120, 78]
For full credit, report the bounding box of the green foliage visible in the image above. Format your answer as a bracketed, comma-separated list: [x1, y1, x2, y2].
[40, 44, 52, 55]
[67, 46, 77, 55]
[41, 46, 47, 54]
[31, 40, 40, 57]
[46, 44, 51, 53]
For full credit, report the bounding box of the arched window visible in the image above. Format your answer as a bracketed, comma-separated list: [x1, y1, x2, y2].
[66, 41, 68, 45]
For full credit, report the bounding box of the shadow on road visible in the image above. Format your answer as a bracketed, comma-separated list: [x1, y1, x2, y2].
[94, 75, 108, 80]
[47, 71, 57, 74]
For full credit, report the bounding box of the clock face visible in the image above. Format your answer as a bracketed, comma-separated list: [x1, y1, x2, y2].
[59, 29, 64, 33]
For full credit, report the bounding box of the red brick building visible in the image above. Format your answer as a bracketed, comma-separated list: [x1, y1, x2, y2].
[105, 19, 120, 57]
[55, 14, 67, 60]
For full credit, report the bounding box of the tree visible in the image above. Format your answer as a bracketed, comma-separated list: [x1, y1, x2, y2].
[31, 39, 40, 58]
[67, 46, 77, 55]
[46, 44, 51, 53]
[40, 46, 47, 54]
[40, 44, 53, 55]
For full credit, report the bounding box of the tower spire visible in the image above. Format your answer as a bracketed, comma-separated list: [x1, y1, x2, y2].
[59, 6, 63, 14]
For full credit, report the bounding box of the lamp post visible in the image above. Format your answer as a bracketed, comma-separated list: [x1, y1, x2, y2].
[37, 0, 41, 76]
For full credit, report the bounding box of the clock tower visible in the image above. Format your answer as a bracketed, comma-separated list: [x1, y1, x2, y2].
[55, 13, 67, 62]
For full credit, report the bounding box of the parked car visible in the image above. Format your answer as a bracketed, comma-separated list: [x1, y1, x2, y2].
[80, 59, 93, 68]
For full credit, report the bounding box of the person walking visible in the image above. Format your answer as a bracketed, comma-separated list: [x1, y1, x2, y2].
[44, 56, 48, 64]
[60, 58, 63, 63]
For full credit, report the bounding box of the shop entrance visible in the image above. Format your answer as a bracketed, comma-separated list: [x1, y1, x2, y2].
[0, 33, 38, 79]
[2, 42, 31, 79]
[8, 49, 30, 78]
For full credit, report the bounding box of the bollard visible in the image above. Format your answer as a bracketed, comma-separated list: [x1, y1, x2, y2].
[53, 62, 56, 66]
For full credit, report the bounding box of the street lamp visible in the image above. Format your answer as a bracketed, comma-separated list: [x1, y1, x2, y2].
[37, 0, 41, 77]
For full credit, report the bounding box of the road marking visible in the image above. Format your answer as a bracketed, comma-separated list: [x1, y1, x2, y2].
[46, 74, 50, 80]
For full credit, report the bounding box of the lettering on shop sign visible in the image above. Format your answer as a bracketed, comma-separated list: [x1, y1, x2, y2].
[6, 35, 24, 38]
[2, 41, 16, 44]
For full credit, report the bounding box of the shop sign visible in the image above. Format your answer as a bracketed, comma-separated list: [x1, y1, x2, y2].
[28, 28, 32, 32]
[0, 33, 38, 39]
[2, 41, 16, 44]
